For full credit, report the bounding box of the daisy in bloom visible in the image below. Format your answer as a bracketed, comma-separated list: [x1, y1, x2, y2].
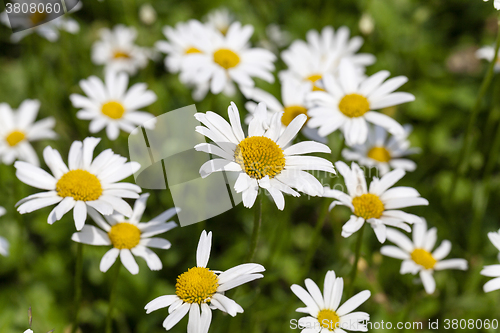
[245, 79, 325, 141]
[342, 125, 419, 175]
[480, 229, 500, 292]
[70, 71, 157, 140]
[0, 100, 56, 166]
[204, 7, 233, 35]
[15, 137, 141, 231]
[0, 207, 9, 257]
[484, 0, 500, 10]
[71, 193, 178, 275]
[195, 102, 335, 210]
[324, 161, 428, 243]
[156, 20, 211, 74]
[306, 60, 414, 145]
[180, 22, 276, 98]
[291, 270, 370, 333]
[476, 45, 500, 71]
[381, 220, 468, 294]
[155, 20, 213, 101]
[0, 0, 79, 42]
[145, 230, 265, 332]
[92, 25, 150, 75]
[280, 26, 375, 91]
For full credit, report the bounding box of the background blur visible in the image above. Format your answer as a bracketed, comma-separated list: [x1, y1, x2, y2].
[1, 0, 500, 332]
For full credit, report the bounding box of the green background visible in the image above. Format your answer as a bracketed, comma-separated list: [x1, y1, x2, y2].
[0, 0, 500, 332]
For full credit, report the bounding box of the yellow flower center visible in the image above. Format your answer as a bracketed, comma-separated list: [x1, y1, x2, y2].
[367, 146, 391, 162]
[317, 309, 340, 331]
[352, 193, 384, 220]
[282, 105, 309, 126]
[108, 223, 141, 250]
[56, 170, 103, 201]
[338, 94, 370, 118]
[234, 136, 285, 180]
[30, 11, 47, 25]
[5, 130, 26, 147]
[185, 47, 202, 54]
[101, 101, 126, 120]
[307, 74, 325, 91]
[213, 48, 240, 69]
[113, 50, 131, 59]
[175, 266, 219, 304]
[411, 248, 437, 270]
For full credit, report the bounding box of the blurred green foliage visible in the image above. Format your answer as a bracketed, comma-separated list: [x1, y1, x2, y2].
[1, 0, 500, 332]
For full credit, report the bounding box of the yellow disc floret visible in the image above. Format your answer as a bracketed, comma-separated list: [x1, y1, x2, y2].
[282, 105, 308, 127]
[5, 130, 26, 147]
[234, 136, 286, 180]
[175, 266, 219, 304]
[113, 50, 131, 59]
[411, 248, 437, 270]
[30, 11, 47, 25]
[352, 193, 384, 220]
[367, 146, 391, 163]
[101, 101, 126, 120]
[338, 94, 370, 118]
[317, 309, 340, 331]
[213, 48, 240, 69]
[108, 223, 141, 250]
[56, 170, 103, 201]
[185, 47, 202, 54]
[307, 74, 325, 91]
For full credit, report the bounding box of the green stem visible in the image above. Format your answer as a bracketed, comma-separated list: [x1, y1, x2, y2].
[348, 223, 366, 289]
[71, 243, 83, 333]
[246, 193, 263, 262]
[468, 118, 500, 251]
[302, 135, 342, 277]
[302, 200, 330, 278]
[105, 262, 121, 333]
[448, 15, 500, 199]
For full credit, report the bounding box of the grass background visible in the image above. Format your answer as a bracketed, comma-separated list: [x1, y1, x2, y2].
[1, 0, 500, 332]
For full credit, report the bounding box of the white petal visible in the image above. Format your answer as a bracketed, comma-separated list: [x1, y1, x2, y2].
[145, 295, 179, 314]
[163, 303, 190, 330]
[419, 270, 436, 294]
[100, 248, 120, 272]
[196, 230, 212, 268]
[120, 249, 139, 275]
[336, 290, 371, 316]
[71, 225, 111, 245]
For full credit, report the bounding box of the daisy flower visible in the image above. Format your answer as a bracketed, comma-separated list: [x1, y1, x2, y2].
[155, 20, 214, 101]
[280, 26, 375, 91]
[381, 220, 468, 294]
[342, 125, 419, 175]
[180, 22, 276, 98]
[245, 79, 325, 141]
[484, 0, 500, 10]
[195, 102, 335, 210]
[480, 229, 500, 292]
[156, 20, 211, 74]
[0, 99, 56, 166]
[70, 71, 157, 140]
[0, 207, 9, 257]
[15, 137, 141, 231]
[0, 0, 79, 42]
[145, 230, 265, 332]
[204, 7, 233, 35]
[71, 193, 178, 275]
[476, 45, 500, 71]
[306, 60, 414, 145]
[291, 270, 370, 333]
[92, 25, 150, 75]
[324, 161, 428, 243]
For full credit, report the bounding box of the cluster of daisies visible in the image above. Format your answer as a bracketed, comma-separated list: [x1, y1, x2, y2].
[1, 3, 500, 333]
